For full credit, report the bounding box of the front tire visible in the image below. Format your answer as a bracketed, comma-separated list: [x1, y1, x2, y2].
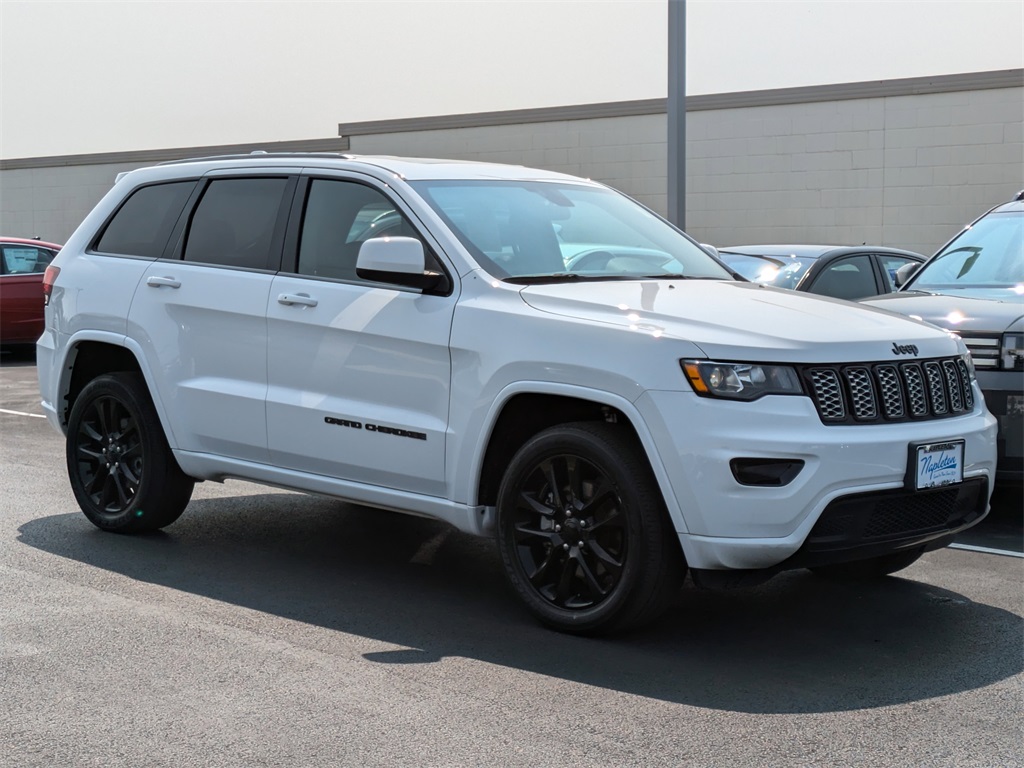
[496, 422, 685, 635]
[66, 373, 194, 533]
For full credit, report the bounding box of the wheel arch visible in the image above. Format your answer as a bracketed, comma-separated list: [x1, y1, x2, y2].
[470, 383, 689, 536]
[58, 333, 178, 450]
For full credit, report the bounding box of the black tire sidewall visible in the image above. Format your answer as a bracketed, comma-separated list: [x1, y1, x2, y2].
[496, 423, 671, 634]
[66, 373, 190, 532]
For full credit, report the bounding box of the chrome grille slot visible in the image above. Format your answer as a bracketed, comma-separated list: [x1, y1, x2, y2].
[942, 360, 964, 412]
[810, 369, 845, 420]
[876, 365, 905, 418]
[924, 362, 947, 414]
[902, 363, 928, 417]
[956, 358, 974, 410]
[845, 367, 877, 420]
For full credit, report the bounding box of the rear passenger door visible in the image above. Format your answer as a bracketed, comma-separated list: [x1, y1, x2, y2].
[128, 171, 296, 462]
[265, 174, 456, 496]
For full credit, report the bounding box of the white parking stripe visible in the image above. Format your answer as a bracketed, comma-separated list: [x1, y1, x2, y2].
[949, 543, 1024, 558]
[0, 408, 45, 419]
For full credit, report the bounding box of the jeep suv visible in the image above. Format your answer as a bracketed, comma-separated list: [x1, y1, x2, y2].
[38, 154, 998, 634]
[863, 191, 1024, 483]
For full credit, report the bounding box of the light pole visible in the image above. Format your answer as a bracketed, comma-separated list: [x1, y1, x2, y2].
[667, 0, 686, 229]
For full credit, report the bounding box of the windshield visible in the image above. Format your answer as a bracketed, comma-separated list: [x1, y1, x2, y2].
[409, 180, 733, 282]
[719, 252, 814, 289]
[909, 210, 1023, 291]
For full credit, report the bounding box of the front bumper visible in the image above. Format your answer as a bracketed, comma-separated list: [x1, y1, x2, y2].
[976, 369, 1023, 481]
[635, 389, 998, 571]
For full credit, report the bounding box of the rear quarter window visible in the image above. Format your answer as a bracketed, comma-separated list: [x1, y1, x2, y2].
[95, 181, 196, 258]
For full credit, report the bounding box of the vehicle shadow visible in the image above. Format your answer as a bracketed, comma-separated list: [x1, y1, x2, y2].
[17, 494, 1023, 715]
[0, 345, 37, 367]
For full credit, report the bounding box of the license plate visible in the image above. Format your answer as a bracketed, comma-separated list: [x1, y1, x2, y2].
[913, 441, 965, 490]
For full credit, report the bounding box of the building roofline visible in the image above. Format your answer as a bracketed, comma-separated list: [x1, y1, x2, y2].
[336, 69, 1023, 137]
[0, 137, 350, 172]
[3, 69, 1020, 170]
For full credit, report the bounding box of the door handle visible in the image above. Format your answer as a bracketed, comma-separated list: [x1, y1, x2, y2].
[277, 293, 318, 307]
[146, 276, 181, 289]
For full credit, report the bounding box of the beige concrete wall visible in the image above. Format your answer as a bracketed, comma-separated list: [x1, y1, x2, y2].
[347, 85, 1022, 256]
[2, 74, 1020, 254]
[0, 163, 137, 244]
[686, 86, 1022, 253]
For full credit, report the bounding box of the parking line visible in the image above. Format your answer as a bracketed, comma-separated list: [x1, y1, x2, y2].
[0, 408, 45, 419]
[949, 543, 1024, 558]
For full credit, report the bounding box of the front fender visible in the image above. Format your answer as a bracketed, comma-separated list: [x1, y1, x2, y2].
[451, 380, 690, 536]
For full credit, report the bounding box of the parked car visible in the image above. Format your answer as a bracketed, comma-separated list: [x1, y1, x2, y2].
[863, 191, 1023, 483]
[0, 236, 62, 345]
[717, 245, 925, 300]
[38, 154, 997, 634]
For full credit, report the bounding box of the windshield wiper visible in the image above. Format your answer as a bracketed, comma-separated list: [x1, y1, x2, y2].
[504, 273, 731, 284]
[504, 273, 647, 284]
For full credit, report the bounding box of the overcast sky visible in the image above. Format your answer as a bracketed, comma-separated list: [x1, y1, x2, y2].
[1, 0, 1021, 159]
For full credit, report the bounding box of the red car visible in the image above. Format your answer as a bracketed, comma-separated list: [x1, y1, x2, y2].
[0, 236, 62, 346]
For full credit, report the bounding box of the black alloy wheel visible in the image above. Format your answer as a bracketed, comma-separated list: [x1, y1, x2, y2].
[509, 453, 627, 610]
[73, 393, 144, 514]
[497, 422, 685, 634]
[67, 373, 194, 532]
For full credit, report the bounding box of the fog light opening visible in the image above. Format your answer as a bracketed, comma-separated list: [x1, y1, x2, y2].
[730, 458, 805, 487]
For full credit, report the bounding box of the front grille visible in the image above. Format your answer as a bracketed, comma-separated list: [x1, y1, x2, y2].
[804, 478, 987, 551]
[802, 356, 975, 425]
[959, 333, 1001, 370]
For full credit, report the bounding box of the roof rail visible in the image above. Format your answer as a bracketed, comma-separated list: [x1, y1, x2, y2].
[158, 151, 357, 166]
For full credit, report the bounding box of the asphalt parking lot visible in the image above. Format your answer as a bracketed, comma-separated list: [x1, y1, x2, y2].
[1, 347, 1021, 767]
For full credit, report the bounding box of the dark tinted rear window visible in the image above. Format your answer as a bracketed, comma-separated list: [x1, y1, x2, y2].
[95, 181, 195, 258]
[183, 178, 289, 270]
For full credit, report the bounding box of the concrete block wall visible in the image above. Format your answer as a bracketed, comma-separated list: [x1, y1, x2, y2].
[0, 163, 139, 243]
[348, 115, 670, 217]
[348, 82, 1022, 256]
[2, 72, 1020, 255]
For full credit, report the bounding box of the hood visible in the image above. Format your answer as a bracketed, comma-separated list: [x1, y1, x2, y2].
[519, 280, 965, 363]
[861, 291, 1024, 334]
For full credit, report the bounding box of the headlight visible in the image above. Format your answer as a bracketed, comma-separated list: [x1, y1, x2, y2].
[1001, 332, 1024, 371]
[681, 360, 804, 401]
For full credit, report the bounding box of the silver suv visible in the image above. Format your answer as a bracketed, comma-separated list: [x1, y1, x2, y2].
[864, 191, 1024, 483]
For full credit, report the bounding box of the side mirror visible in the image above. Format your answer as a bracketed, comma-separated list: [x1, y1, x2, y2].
[356, 236, 449, 293]
[701, 243, 720, 260]
[894, 262, 919, 289]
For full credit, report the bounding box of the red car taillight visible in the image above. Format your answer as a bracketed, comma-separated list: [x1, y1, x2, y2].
[42, 265, 60, 305]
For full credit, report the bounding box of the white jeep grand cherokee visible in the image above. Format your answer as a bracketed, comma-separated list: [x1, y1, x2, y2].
[38, 154, 998, 633]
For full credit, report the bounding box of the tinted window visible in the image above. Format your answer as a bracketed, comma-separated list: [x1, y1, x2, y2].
[96, 181, 195, 258]
[296, 179, 432, 282]
[809, 255, 877, 300]
[878, 255, 919, 292]
[183, 178, 288, 269]
[0, 246, 56, 275]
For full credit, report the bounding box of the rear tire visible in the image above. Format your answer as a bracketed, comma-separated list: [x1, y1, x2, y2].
[496, 422, 685, 635]
[66, 373, 194, 532]
[809, 550, 923, 580]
